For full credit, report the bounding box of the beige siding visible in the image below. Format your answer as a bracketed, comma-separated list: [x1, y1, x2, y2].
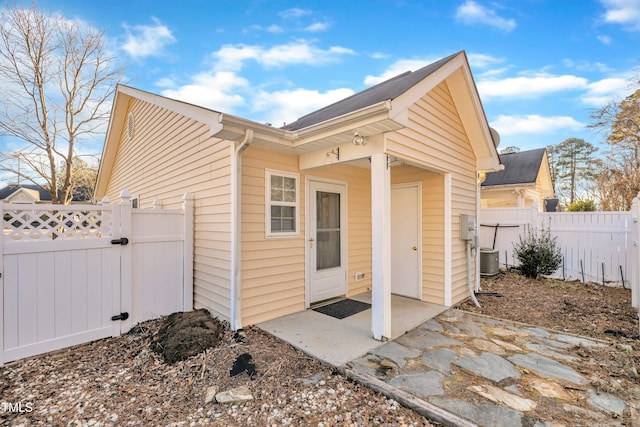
[240, 145, 374, 325]
[386, 81, 478, 306]
[102, 98, 233, 321]
[241, 146, 305, 325]
[391, 166, 445, 304]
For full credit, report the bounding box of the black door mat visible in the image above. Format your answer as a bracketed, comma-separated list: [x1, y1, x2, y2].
[313, 299, 371, 319]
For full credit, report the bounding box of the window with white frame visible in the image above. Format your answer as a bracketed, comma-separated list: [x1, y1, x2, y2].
[266, 170, 299, 237]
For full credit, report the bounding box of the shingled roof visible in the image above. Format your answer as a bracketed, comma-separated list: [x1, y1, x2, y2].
[482, 148, 546, 187]
[0, 184, 92, 202]
[283, 52, 461, 131]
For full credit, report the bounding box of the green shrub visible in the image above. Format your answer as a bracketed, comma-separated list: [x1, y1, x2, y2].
[566, 200, 596, 211]
[513, 226, 562, 279]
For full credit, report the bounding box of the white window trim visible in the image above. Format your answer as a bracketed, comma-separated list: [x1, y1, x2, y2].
[265, 169, 300, 238]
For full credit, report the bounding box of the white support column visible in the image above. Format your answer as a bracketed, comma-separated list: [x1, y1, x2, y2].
[182, 193, 195, 312]
[0, 201, 4, 364]
[632, 193, 640, 335]
[371, 153, 391, 340]
[119, 189, 133, 333]
[631, 193, 640, 309]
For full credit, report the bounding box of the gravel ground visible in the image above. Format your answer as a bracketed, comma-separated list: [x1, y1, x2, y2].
[1, 317, 437, 426]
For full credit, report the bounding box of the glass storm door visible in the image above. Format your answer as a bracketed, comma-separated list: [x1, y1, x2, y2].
[308, 180, 347, 304]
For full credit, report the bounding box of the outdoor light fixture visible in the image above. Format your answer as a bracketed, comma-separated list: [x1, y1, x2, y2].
[352, 130, 368, 146]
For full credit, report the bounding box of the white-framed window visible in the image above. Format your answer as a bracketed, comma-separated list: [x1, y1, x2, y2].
[131, 196, 139, 209]
[266, 169, 299, 238]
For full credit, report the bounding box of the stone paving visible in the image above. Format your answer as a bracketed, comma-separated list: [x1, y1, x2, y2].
[348, 309, 634, 426]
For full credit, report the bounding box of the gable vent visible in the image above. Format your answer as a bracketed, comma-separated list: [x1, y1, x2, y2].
[127, 113, 135, 140]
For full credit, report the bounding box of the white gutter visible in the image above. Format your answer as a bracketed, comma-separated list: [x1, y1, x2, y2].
[230, 129, 253, 330]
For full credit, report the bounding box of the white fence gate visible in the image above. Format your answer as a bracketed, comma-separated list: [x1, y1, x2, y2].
[0, 190, 193, 365]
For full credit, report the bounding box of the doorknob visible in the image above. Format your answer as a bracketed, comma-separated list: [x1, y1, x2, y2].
[309, 237, 314, 248]
[412, 245, 417, 251]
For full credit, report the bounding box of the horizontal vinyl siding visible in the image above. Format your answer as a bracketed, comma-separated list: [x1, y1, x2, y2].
[240, 145, 374, 325]
[103, 98, 233, 321]
[392, 166, 444, 304]
[241, 146, 305, 325]
[386, 81, 478, 306]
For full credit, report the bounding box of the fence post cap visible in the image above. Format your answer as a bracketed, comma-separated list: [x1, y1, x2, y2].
[99, 196, 110, 205]
[119, 189, 132, 200]
[183, 192, 195, 201]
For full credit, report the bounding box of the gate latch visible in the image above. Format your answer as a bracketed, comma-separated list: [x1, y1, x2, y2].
[111, 312, 129, 321]
[110, 237, 129, 245]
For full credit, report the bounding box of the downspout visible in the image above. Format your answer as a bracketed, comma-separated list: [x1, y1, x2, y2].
[230, 129, 253, 330]
[467, 171, 486, 309]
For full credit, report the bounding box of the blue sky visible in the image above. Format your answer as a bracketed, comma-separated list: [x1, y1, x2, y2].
[6, 0, 640, 161]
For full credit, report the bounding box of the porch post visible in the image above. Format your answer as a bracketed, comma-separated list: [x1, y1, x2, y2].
[371, 153, 391, 340]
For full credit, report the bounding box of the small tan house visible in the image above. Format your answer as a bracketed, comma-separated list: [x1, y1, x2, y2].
[480, 148, 556, 211]
[95, 51, 501, 340]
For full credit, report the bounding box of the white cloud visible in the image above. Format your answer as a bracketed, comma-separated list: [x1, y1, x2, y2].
[279, 8, 312, 19]
[597, 34, 613, 44]
[122, 17, 176, 58]
[601, 0, 640, 31]
[477, 73, 589, 99]
[160, 71, 248, 112]
[467, 53, 506, 69]
[213, 41, 356, 71]
[363, 53, 504, 86]
[491, 115, 584, 136]
[305, 22, 330, 32]
[582, 77, 633, 105]
[253, 87, 355, 126]
[364, 58, 439, 85]
[455, 1, 516, 32]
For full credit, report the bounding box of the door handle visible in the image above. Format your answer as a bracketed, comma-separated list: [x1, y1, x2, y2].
[412, 245, 417, 251]
[309, 237, 314, 248]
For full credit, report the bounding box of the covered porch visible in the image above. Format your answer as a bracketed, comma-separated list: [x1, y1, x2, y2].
[258, 292, 447, 367]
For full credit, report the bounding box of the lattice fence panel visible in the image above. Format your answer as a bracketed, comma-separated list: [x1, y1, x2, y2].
[2, 206, 112, 241]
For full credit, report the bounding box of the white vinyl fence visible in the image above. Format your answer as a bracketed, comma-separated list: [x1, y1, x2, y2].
[0, 190, 194, 365]
[480, 194, 640, 321]
[480, 208, 631, 286]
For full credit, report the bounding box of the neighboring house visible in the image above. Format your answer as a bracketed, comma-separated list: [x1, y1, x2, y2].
[95, 51, 501, 340]
[480, 148, 556, 212]
[0, 184, 92, 204]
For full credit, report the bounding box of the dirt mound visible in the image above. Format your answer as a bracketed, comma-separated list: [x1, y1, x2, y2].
[151, 309, 225, 364]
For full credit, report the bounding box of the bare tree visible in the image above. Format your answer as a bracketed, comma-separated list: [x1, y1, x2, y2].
[0, 3, 123, 203]
[590, 89, 640, 210]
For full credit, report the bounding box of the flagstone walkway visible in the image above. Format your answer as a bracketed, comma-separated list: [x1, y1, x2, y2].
[347, 309, 634, 427]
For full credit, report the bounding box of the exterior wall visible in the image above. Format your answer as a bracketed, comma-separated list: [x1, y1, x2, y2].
[391, 166, 445, 304]
[240, 146, 305, 325]
[385, 80, 478, 306]
[240, 145, 373, 326]
[100, 97, 233, 321]
[481, 189, 535, 209]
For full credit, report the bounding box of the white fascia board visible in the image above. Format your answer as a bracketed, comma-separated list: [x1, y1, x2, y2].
[291, 101, 393, 146]
[299, 134, 385, 170]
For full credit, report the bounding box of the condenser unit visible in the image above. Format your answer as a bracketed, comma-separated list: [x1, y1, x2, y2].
[480, 249, 499, 276]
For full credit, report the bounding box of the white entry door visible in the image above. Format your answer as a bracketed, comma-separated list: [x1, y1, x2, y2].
[391, 183, 421, 299]
[308, 180, 347, 304]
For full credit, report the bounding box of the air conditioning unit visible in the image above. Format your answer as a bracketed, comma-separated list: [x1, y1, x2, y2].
[480, 249, 499, 276]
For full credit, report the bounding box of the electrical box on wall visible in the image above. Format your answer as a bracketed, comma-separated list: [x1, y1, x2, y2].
[460, 214, 476, 241]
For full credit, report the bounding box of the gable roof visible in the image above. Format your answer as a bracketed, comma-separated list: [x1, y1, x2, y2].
[482, 148, 546, 187]
[0, 184, 51, 201]
[0, 184, 92, 202]
[285, 52, 460, 131]
[96, 51, 501, 196]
